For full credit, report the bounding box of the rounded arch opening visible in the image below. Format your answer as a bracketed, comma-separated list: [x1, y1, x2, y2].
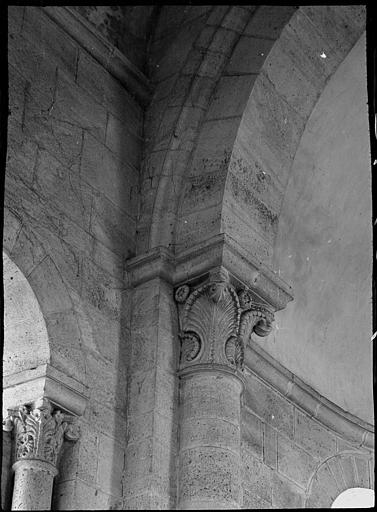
[332, 488, 374, 508]
[3, 250, 50, 377]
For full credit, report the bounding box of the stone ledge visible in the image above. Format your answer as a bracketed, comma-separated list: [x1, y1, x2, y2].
[126, 234, 294, 311]
[125, 246, 175, 287]
[42, 6, 152, 107]
[244, 343, 374, 451]
[3, 364, 88, 417]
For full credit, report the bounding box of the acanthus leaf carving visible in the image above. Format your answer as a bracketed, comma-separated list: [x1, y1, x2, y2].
[175, 271, 276, 372]
[3, 398, 80, 467]
[175, 268, 243, 370]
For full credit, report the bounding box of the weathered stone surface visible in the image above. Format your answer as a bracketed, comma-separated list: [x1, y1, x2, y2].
[179, 447, 241, 508]
[242, 450, 272, 502]
[152, 18, 207, 83]
[278, 10, 342, 91]
[105, 112, 141, 166]
[244, 6, 297, 39]
[181, 417, 240, 453]
[75, 424, 99, 485]
[97, 435, 124, 497]
[327, 457, 347, 492]
[85, 400, 127, 444]
[53, 478, 121, 510]
[90, 193, 136, 258]
[32, 147, 93, 233]
[8, 31, 57, 101]
[21, 7, 79, 79]
[4, 5, 372, 511]
[179, 170, 226, 216]
[241, 408, 263, 460]
[12, 460, 56, 510]
[8, 5, 25, 33]
[226, 36, 275, 75]
[263, 45, 319, 118]
[242, 488, 271, 509]
[54, 74, 107, 144]
[207, 75, 255, 120]
[76, 49, 143, 126]
[225, 172, 278, 244]
[300, 6, 365, 56]
[294, 410, 337, 460]
[238, 71, 305, 189]
[244, 373, 294, 439]
[354, 456, 371, 489]
[1, 431, 13, 510]
[306, 465, 339, 508]
[81, 132, 138, 218]
[176, 204, 222, 251]
[263, 423, 278, 470]
[271, 472, 304, 508]
[7, 87, 39, 164]
[220, 6, 250, 33]
[277, 434, 317, 488]
[180, 374, 241, 425]
[206, 6, 228, 28]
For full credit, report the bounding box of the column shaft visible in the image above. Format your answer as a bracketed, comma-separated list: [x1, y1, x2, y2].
[174, 268, 276, 510]
[11, 460, 57, 511]
[178, 371, 243, 510]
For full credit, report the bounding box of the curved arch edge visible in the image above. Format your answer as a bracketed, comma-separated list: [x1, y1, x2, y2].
[244, 343, 374, 451]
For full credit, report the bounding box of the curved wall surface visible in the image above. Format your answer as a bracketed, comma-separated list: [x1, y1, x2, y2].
[264, 33, 372, 423]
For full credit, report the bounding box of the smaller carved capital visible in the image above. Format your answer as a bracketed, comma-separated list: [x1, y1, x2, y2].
[3, 398, 80, 468]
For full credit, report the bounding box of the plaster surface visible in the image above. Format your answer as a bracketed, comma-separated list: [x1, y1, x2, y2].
[269, 34, 373, 423]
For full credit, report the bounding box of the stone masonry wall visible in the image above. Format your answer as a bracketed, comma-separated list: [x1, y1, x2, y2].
[6, 6, 143, 508]
[241, 366, 374, 508]
[4, 5, 374, 510]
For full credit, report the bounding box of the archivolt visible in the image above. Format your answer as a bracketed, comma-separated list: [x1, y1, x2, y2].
[3, 206, 87, 385]
[138, 5, 366, 263]
[305, 451, 374, 508]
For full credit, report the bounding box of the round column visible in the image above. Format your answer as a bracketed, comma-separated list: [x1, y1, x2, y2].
[11, 459, 57, 510]
[3, 398, 80, 512]
[178, 368, 243, 509]
[175, 268, 275, 510]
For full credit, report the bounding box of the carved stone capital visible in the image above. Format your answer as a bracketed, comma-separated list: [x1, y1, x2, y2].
[2, 398, 80, 468]
[175, 268, 275, 373]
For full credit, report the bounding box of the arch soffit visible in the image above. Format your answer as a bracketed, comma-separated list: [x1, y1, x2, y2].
[3, 206, 87, 386]
[3, 250, 50, 374]
[305, 451, 374, 508]
[138, 5, 297, 253]
[139, 6, 366, 259]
